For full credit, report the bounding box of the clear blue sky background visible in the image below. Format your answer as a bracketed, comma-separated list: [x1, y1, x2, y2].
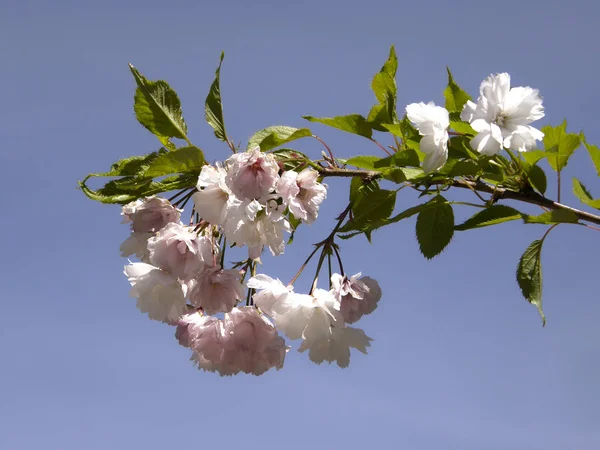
[2, 0, 599, 448]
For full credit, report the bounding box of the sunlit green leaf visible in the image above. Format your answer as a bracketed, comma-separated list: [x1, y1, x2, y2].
[247, 126, 312, 151]
[572, 178, 600, 210]
[444, 68, 471, 113]
[205, 52, 228, 142]
[583, 137, 600, 176]
[141, 146, 205, 177]
[303, 114, 373, 139]
[129, 64, 188, 140]
[524, 209, 579, 224]
[542, 120, 581, 172]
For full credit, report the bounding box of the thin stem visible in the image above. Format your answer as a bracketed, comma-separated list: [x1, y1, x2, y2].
[557, 170, 562, 203]
[168, 188, 193, 204]
[313, 135, 336, 165]
[310, 248, 328, 295]
[219, 236, 227, 267]
[461, 177, 488, 204]
[288, 245, 321, 286]
[370, 138, 393, 156]
[332, 244, 345, 276]
[327, 252, 333, 289]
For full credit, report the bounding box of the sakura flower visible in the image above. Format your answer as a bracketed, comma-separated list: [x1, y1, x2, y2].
[121, 196, 181, 233]
[247, 274, 293, 316]
[277, 168, 327, 224]
[222, 198, 290, 259]
[192, 164, 230, 225]
[225, 146, 280, 199]
[219, 307, 288, 376]
[123, 262, 186, 322]
[119, 231, 152, 262]
[189, 316, 228, 372]
[406, 101, 450, 173]
[461, 73, 544, 155]
[174, 310, 208, 348]
[268, 288, 343, 344]
[299, 326, 372, 368]
[337, 275, 382, 324]
[147, 222, 216, 281]
[188, 266, 244, 314]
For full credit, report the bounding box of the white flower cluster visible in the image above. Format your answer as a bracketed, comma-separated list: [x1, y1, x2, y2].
[248, 272, 381, 368]
[406, 73, 545, 172]
[118, 146, 381, 375]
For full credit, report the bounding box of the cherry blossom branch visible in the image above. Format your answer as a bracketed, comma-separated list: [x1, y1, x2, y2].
[316, 167, 600, 225]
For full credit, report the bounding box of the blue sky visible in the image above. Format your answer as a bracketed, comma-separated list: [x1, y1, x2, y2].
[2, 0, 600, 448]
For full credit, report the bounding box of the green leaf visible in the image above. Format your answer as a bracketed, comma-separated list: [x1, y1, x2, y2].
[521, 150, 547, 166]
[437, 159, 480, 177]
[141, 146, 205, 177]
[367, 45, 398, 129]
[79, 173, 197, 204]
[339, 181, 396, 233]
[455, 205, 523, 230]
[526, 164, 547, 195]
[572, 178, 600, 210]
[524, 209, 579, 224]
[303, 114, 373, 139]
[542, 120, 581, 172]
[271, 149, 310, 171]
[444, 68, 471, 112]
[516, 239, 546, 325]
[129, 64, 188, 140]
[583, 138, 600, 176]
[415, 195, 454, 259]
[205, 52, 228, 142]
[381, 119, 423, 152]
[345, 155, 381, 170]
[82, 150, 167, 179]
[247, 126, 312, 151]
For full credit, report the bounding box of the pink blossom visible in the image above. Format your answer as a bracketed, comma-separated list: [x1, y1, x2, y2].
[174, 310, 207, 348]
[331, 273, 382, 324]
[225, 147, 280, 200]
[277, 168, 327, 223]
[147, 222, 216, 281]
[121, 196, 181, 233]
[188, 266, 244, 314]
[220, 307, 287, 376]
[189, 307, 287, 376]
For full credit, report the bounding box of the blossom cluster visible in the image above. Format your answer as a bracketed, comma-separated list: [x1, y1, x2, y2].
[406, 73, 545, 173]
[119, 147, 381, 375]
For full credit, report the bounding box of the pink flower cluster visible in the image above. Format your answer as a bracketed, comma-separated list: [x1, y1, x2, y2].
[193, 147, 327, 258]
[118, 147, 381, 375]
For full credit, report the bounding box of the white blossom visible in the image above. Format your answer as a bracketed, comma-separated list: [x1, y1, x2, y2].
[461, 73, 544, 155]
[222, 198, 290, 259]
[192, 164, 230, 225]
[247, 274, 294, 316]
[225, 147, 280, 200]
[119, 231, 152, 262]
[298, 326, 372, 368]
[277, 168, 327, 224]
[406, 101, 450, 173]
[123, 262, 186, 322]
[147, 222, 216, 281]
[267, 288, 343, 344]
